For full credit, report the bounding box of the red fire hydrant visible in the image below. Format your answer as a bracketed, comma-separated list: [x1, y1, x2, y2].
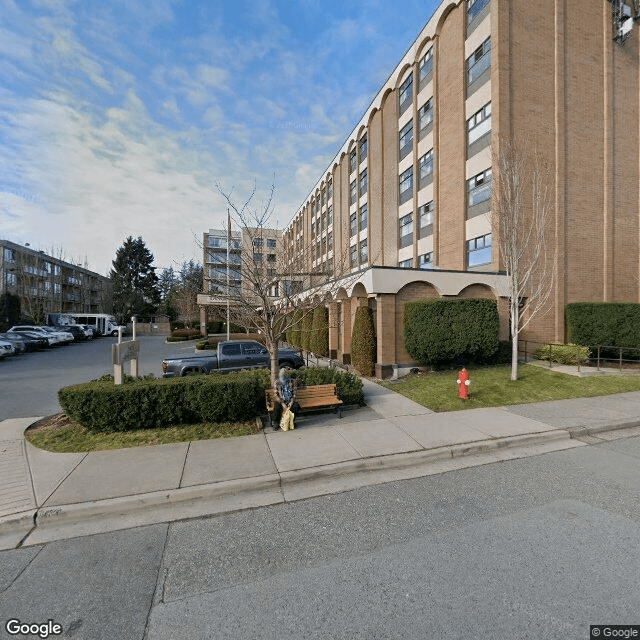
[457, 367, 470, 400]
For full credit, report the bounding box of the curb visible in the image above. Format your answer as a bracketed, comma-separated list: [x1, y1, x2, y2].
[568, 419, 640, 439]
[17, 428, 573, 547]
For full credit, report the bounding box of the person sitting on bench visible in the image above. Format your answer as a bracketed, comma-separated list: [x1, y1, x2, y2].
[276, 368, 297, 431]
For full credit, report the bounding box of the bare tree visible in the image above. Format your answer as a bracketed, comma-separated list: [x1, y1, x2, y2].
[210, 182, 357, 398]
[492, 138, 556, 381]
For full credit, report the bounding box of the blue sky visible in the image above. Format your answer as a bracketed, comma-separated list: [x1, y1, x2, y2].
[0, 0, 440, 275]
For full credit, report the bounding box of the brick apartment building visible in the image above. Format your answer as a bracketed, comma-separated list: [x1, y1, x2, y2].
[0, 239, 111, 321]
[282, 0, 640, 377]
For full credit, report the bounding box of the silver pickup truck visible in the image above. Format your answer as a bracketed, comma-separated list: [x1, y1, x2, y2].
[161, 339, 304, 377]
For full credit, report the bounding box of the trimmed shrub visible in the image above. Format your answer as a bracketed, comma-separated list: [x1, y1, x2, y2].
[58, 369, 270, 432]
[301, 311, 313, 352]
[535, 343, 591, 366]
[288, 366, 364, 405]
[404, 298, 499, 366]
[167, 336, 187, 342]
[171, 328, 201, 339]
[195, 333, 265, 350]
[566, 302, 640, 349]
[290, 310, 303, 347]
[351, 306, 376, 376]
[310, 306, 329, 356]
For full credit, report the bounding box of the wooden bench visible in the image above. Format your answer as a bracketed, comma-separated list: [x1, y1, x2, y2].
[265, 383, 343, 427]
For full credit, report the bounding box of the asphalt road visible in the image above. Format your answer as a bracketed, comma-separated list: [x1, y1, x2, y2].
[0, 335, 195, 420]
[2, 436, 640, 640]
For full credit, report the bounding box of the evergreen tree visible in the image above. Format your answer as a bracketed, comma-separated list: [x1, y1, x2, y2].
[0, 292, 21, 330]
[110, 236, 161, 323]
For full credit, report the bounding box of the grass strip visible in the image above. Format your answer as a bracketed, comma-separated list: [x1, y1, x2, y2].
[380, 363, 640, 412]
[26, 417, 261, 453]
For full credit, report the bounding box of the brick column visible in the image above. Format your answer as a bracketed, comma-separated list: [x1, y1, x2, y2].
[375, 293, 396, 378]
[199, 306, 207, 336]
[340, 298, 352, 364]
[328, 301, 339, 360]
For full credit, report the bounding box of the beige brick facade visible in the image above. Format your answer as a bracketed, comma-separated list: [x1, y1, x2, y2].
[281, 0, 640, 375]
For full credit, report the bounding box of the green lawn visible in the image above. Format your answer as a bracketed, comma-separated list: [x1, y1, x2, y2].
[380, 363, 640, 412]
[25, 419, 262, 453]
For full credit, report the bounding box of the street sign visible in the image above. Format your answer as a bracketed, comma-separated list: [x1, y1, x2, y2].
[112, 340, 140, 365]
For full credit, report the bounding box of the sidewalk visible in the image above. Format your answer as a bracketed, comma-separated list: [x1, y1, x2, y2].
[2, 379, 640, 551]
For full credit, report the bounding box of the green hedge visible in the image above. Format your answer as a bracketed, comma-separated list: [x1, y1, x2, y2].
[403, 298, 499, 365]
[535, 343, 591, 366]
[59, 369, 270, 432]
[171, 328, 201, 339]
[289, 367, 364, 405]
[351, 306, 376, 376]
[310, 306, 329, 356]
[290, 310, 303, 347]
[301, 311, 313, 352]
[566, 302, 640, 349]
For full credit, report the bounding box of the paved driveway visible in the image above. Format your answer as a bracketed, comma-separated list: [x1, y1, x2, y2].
[0, 335, 195, 420]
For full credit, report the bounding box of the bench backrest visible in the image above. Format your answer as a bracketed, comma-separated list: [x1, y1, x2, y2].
[296, 384, 338, 400]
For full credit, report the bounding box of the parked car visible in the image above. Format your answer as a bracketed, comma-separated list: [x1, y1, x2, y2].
[0, 338, 15, 358]
[40, 326, 74, 344]
[4, 330, 49, 349]
[9, 326, 63, 346]
[54, 324, 88, 341]
[0, 332, 27, 354]
[161, 340, 304, 377]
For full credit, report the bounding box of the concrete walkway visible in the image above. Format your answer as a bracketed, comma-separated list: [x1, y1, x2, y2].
[2, 378, 640, 551]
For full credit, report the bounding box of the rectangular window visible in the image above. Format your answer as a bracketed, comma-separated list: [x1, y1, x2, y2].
[350, 179, 357, 205]
[54, 283, 61, 294]
[467, 102, 492, 146]
[399, 119, 413, 161]
[3, 247, 16, 262]
[359, 238, 368, 264]
[349, 148, 357, 174]
[327, 231, 333, 250]
[267, 238, 277, 248]
[350, 245, 358, 268]
[359, 203, 368, 231]
[418, 149, 434, 189]
[359, 168, 368, 196]
[399, 213, 413, 248]
[399, 166, 414, 205]
[399, 72, 413, 115]
[419, 252, 434, 269]
[468, 0, 490, 24]
[252, 238, 263, 247]
[467, 168, 492, 206]
[267, 253, 276, 262]
[327, 205, 333, 225]
[418, 47, 433, 88]
[5, 271, 16, 286]
[359, 134, 368, 163]
[418, 99, 433, 139]
[467, 37, 491, 87]
[350, 211, 358, 237]
[253, 252, 263, 261]
[398, 259, 413, 269]
[467, 232, 493, 267]
[419, 201, 435, 237]
[328, 181, 333, 200]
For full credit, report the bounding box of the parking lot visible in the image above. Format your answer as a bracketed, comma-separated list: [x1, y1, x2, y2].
[0, 335, 195, 420]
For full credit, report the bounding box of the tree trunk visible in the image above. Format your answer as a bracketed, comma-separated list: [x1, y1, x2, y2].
[511, 299, 519, 381]
[270, 338, 280, 397]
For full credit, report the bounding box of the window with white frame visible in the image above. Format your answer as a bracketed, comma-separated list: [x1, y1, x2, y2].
[360, 203, 368, 231]
[359, 238, 368, 264]
[253, 238, 263, 247]
[419, 201, 435, 236]
[399, 120, 413, 161]
[399, 72, 413, 115]
[350, 179, 357, 205]
[467, 102, 491, 146]
[359, 134, 368, 163]
[327, 205, 333, 225]
[468, 0, 489, 24]
[328, 181, 333, 200]
[467, 168, 492, 206]
[5, 271, 16, 286]
[398, 258, 413, 269]
[349, 148, 357, 174]
[418, 149, 434, 189]
[399, 166, 413, 205]
[418, 98, 433, 137]
[3, 247, 16, 262]
[467, 232, 492, 267]
[359, 168, 368, 196]
[350, 211, 358, 237]
[418, 47, 433, 86]
[399, 213, 413, 248]
[419, 252, 434, 269]
[350, 244, 358, 268]
[467, 37, 491, 86]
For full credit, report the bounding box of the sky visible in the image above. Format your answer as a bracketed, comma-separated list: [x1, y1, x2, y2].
[0, 0, 440, 276]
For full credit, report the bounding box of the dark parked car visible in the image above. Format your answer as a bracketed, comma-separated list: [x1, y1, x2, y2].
[0, 332, 27, 354]
[54, 324, 88, 341]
